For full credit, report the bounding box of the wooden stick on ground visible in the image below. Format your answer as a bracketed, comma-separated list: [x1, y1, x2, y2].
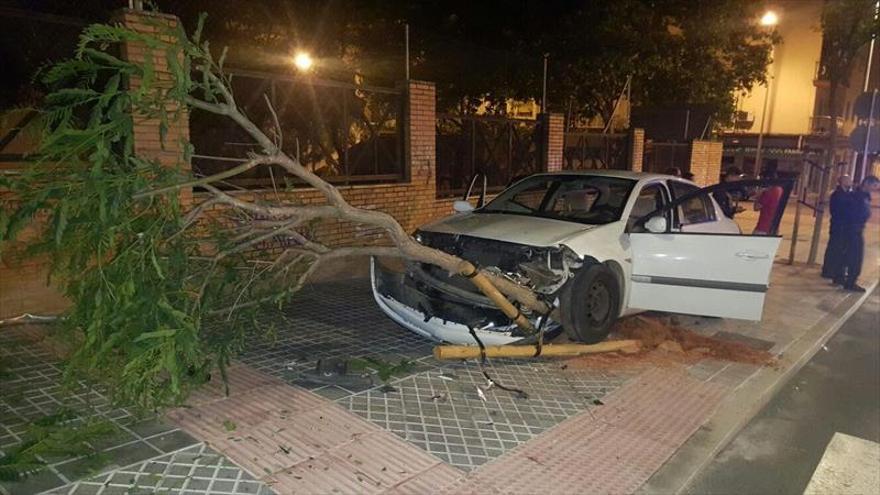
[433, 339, 641, 360]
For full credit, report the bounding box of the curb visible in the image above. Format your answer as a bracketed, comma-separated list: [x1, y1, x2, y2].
[636, 277, 879, 495]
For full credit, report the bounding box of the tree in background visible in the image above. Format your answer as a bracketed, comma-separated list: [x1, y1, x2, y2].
[541, 0, 777, 127]
[2, 0, 778, 125]
[818, 0, 879, 166]
[806, 0, 879, 263]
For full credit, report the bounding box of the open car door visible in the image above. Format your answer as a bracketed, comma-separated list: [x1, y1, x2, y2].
[629, 179, 794, 320]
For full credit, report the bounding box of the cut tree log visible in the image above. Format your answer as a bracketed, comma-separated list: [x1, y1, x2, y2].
[456, 260, 536, 333]
[433, 339, 642, 360]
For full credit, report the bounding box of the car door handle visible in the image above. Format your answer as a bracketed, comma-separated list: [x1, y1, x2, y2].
[736, 251, 770, 260]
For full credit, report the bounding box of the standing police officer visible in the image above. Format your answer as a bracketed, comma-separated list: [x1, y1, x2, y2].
[836, 175, 879, 292]
[821, 174, 853, 280]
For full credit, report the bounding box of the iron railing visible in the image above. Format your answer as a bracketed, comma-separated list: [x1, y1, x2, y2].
[190, 70, 405, 189]
[563, 132, 630, 170]
[435, 114, 542, 198]
[808, 115, 844, 135]
[642, 142, 692, 174]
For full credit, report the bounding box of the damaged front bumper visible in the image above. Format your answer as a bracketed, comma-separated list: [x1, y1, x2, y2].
[370, 257, 559, 346]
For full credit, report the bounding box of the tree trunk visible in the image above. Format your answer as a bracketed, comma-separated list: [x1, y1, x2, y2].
[808, 81, 839, 264]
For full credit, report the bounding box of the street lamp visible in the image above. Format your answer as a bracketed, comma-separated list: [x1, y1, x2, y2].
[754, 10, 779, 176]
[760, 10, 779, 27]
[292, 52, 314, 72]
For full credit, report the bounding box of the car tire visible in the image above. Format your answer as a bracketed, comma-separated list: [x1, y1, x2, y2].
[560, 263, 620, 344]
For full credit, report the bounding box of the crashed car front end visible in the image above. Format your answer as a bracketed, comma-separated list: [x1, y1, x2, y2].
[371, 230, 581, 345]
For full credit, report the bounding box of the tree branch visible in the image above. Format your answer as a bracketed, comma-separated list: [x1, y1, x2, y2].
[191, 62, 554, 327]
[134, 155, 279, 199]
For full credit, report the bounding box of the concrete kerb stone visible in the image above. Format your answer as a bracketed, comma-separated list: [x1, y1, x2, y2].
[637, 277, 880, 495]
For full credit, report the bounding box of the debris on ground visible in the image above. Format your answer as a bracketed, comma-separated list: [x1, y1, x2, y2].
[565, 314, 777, 370]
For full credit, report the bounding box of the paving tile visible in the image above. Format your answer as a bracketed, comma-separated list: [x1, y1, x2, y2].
[0, 467, 67, 495]
[265, 455, 381, 495]
[0, 327, 246, 495]
[458, 367, 729, 495]
[167, 384, 327, 442]
[337, 358, 633, 471]
[57, 441, 161, 480]
[324, 431, 447, 488]
[387, 462, 465, 495]
[711, 330, 776, 351]
[146, 429, 200, 454]
[49, 443, 275, 495]
[236, 279, 435, 398]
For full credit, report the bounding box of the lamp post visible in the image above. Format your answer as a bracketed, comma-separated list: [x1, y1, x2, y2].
[859, 0, 878, 181]
[542, 53, 549, 113]
[754, 10, 779, 177]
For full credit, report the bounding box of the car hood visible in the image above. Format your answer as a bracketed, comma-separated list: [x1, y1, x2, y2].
[419, 212, 600, 247]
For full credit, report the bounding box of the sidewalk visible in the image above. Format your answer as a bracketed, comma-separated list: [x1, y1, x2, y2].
[3, 208, 877, 494]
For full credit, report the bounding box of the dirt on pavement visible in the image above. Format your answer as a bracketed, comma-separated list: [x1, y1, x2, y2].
[565, 315, 777, 370]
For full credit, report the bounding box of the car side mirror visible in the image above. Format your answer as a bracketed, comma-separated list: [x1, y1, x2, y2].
[645, 215, 668, 233]
[453, 200, 475, 213]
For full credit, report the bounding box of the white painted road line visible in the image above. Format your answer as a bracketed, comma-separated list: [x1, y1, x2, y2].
[803, 432, 880, 495]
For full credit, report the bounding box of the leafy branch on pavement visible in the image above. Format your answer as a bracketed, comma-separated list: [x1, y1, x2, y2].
[0, 408, 116, 482]
[0, 14, 551, 409]
[351, 356, 417, 390]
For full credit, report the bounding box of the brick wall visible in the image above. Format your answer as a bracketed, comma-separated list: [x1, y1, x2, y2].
[688, 140, 723, 186]
[542, 113, 565, 172]
[630, 128, 645, 172]
[117, 9, 193, 202]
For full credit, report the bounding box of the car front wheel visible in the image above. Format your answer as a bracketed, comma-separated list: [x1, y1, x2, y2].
[560, 264, 621, 344]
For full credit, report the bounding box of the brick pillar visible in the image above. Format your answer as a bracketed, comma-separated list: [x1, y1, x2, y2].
[688, 140, 723, 186]
[113, 9, 191, 199]
[630, 128, 645, 172]
[541, 113, 565, 172]
[403, 80, 437, 185]
[706, 141, 723, 185]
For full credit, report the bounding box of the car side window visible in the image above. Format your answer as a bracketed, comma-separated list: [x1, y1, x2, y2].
[668, 181, 716, 226]
[628, 184, 666, 231]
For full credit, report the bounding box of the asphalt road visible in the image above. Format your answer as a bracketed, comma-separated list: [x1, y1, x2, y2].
[685, 287, 880, 495]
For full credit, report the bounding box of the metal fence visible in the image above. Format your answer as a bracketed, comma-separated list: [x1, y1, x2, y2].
[642, 142, 691, 174]
[435, 114, 542, 198]
[562, 132, 630, 170]
[190, 70, 404, 189]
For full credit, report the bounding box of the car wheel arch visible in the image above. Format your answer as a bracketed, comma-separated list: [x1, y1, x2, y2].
[602, 259, 626, 316]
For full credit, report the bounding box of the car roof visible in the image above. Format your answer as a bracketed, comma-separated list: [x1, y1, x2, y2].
[531, 169, 692, 184]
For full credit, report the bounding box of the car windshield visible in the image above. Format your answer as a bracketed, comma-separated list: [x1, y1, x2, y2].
[477, 174, 637, 225]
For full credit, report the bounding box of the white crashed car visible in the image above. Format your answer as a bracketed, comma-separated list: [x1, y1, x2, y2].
[372, 171, 791, 345]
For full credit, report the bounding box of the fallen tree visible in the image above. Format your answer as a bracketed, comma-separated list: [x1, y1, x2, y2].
[0, 15, 554, 408]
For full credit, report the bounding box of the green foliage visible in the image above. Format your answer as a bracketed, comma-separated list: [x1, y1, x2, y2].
[0, 409, 116, 482]
[168, 0, 775, 123]
[0, 16, 293, 409]
[352, 356, 416, 385]
[819, 0, 879, 83]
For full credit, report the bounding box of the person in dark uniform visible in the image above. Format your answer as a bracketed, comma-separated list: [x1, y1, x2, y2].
[821, 174, 853, 280]
[714, 169, 739, 219]
[836, 175, 879, 292]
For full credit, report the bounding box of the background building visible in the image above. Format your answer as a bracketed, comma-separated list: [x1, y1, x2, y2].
[724, 0, 879, 180]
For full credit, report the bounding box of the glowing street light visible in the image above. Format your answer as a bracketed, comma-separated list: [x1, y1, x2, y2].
[292, 52, 314, 72]
[760, 10, 779, 27]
